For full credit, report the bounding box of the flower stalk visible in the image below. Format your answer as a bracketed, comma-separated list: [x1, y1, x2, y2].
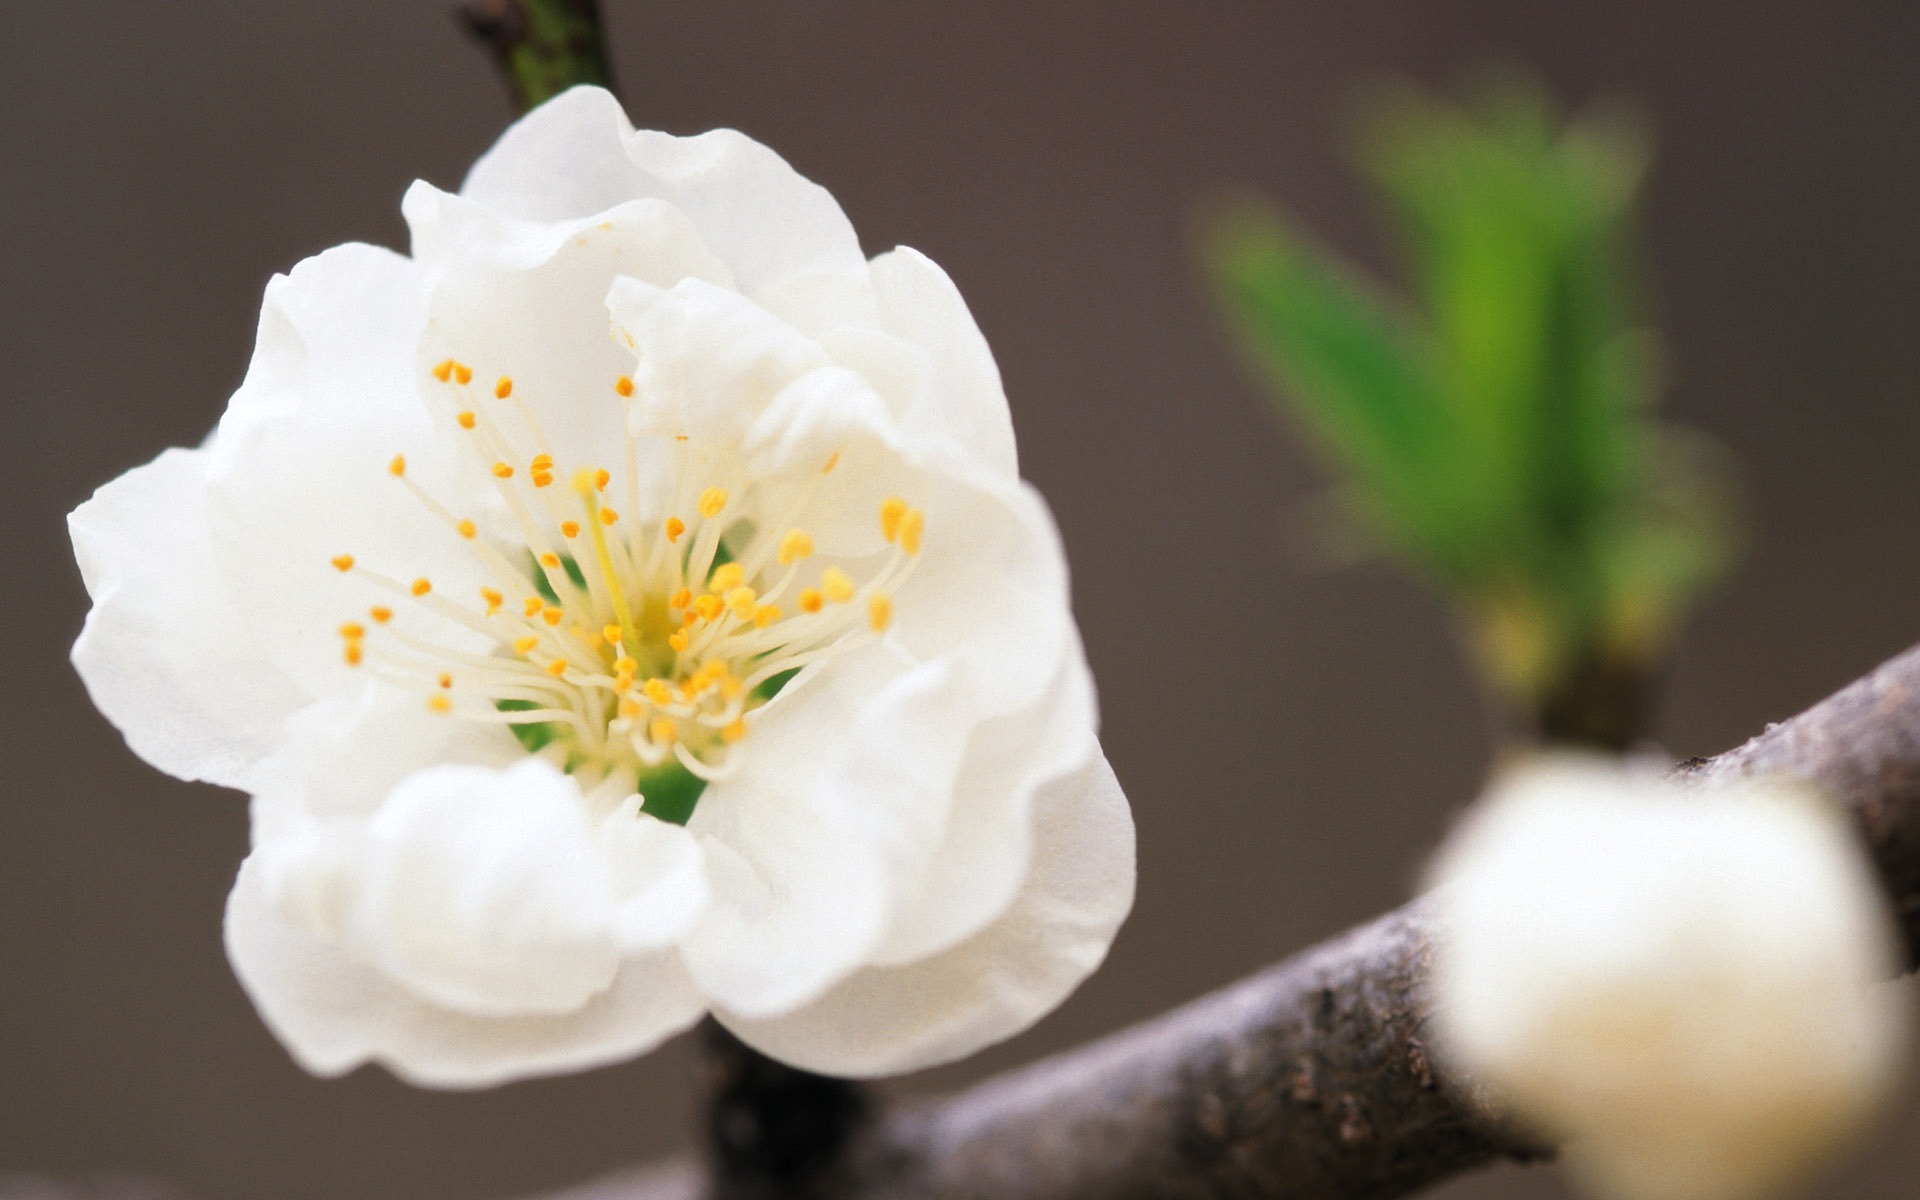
[460, 0, 617, 112]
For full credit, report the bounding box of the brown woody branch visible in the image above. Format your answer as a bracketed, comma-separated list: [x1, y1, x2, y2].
[518, 640, 1920, 1200]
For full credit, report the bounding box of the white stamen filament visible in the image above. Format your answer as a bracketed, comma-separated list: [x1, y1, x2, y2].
[328, 358, 927, 785]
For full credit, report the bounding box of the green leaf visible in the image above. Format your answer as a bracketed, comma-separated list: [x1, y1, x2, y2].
[1202, 201, 1463, 572]
[1204, 76, 1739, 742]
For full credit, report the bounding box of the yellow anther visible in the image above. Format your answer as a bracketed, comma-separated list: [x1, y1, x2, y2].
[427, 694, 452, 713]
[330, 554, 355, 572]
[868, 593, 893, 632]
[560, 520, 580, 538]
[670, 588, 692, 610]
[722, 718, 747, 744]
[343, 643, 363, 666]
[799, 588, 823, 614]
[753, 604, 781, 629]
[457, 519, 477, 540]
[594, 468, 611, 492]
[664, 517, 686, 543]
[726, 587, 758, 619]
[432, 359, 455, 383]
[709, 562, 745, 592]
[338, 622, 365, 640]
[682, 610, 699, 628]
[456, 410, 476, 429]
[539, 552, 561, 569]
[478, 588, 502, 616]
[523, 597, 544, 617]
[822, 567, 855, 604]
[615, 375, 634, 397]
[492, 462, 514, 479]
[546, 658, 569, 678]
[495, 376, 513, 399]
[880, 497, 908, 542]
[452, 362, 473, 385]
[899, 508, 925, 555]
[642, 678, 672, 706]
[533, 472, 555, 489]
[778, 530, 814, 565]
[369, 606, 393, 624]
[648, 716, 677, 745]
[698, 487, 728, 518]
[437, 673, 453, 689]
[822, 450, 841, 474]
[389, 454, 407, 478]
[531, 454, 554, 472]
[694, 594, 725, 622]
[599, 506, 619, 526]
[512, 636, 539, 654]
[411, 578, 432, 597]
[668, 630, 690, 653]
[541, 605, 564, 627]
[618, 698, 642, 719]
[614, 654, 638, 673]
[602, 624, 623, 646]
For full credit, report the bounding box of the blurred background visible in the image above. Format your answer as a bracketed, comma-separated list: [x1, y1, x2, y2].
[5, 2, 1919, 1197]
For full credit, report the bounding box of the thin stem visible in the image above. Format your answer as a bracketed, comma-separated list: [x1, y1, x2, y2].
[458, 0, 617, 113]
[695, 1019, 874, 1200]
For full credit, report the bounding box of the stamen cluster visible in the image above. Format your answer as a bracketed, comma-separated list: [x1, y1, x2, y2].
[331, 359, 925, 788]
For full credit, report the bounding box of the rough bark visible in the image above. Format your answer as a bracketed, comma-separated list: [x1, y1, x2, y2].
[1675, 643, 1920, 966]
[513, 641, 1920, 1200]
[841, 899, 1542, 1200]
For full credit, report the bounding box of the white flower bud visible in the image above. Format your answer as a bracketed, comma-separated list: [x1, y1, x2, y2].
[1427, 755, 1907, 1200]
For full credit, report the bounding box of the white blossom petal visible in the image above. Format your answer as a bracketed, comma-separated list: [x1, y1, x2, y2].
[869, 649, 1099, 967]
[860, 247, 1019, 476]
[259, 759, 629, 1017]
[717, 754, 1135, 1076]
[602, 795, 711, 952]
[227, 852, 705, 1089]
[201, 243, 494, 697]
[459, 87, 868, 304]
[892, 470, 1079, 713]
[69, 446, 306, 790]
[680, 643, 946, 1017]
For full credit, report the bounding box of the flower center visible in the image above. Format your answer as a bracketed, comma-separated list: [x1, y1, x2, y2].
[327, 359, 923, 822]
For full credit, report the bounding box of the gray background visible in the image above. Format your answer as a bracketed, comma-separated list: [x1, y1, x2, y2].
[5, 2, 1919, 1198]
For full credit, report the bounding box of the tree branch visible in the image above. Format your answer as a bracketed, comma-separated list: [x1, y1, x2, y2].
[696, 1019, 874, 1200]
[516, 640, 1920, 1200]
[457, 0, 616, 113]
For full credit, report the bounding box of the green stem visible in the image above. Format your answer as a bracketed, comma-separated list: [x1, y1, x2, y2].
[1527, 642, 1661, 752]
[459, 0, 617, 113]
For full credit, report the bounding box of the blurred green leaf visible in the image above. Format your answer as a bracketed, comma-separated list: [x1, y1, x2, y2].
[1203, 78, 1739, 746]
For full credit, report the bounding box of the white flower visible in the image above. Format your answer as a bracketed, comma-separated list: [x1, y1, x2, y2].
[69, 87, 1134, 1086]
[1427, 755, 1906, 1200]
